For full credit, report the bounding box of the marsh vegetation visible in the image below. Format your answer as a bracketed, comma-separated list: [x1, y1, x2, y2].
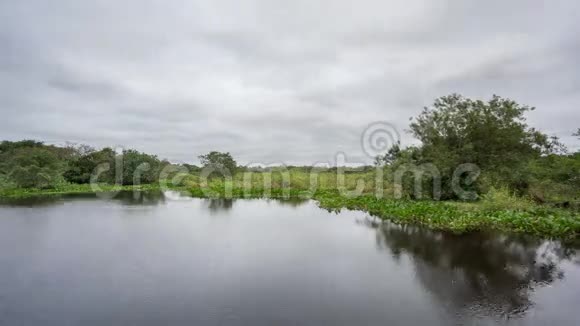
[1, 95, 578, 238]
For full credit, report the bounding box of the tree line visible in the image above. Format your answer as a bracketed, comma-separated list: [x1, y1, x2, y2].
[0, 142, 171, 189]
[0, 94, 578, 205]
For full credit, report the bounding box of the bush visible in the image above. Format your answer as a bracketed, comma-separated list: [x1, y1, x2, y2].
[119, 150, 163, 185]
[0, 174, 14, 190]
[64, 148, 116, 184]
[480, 187, 534, 212]
[5, 148, 63, 189]
[524, 153, 580, 204]
[198, 151, 237, 178]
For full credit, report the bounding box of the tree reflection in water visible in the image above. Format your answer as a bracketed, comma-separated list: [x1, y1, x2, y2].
[113, 190, 167, 206]
[0, 190, 170, 207]
[205, 198, 234, 213]
[275, 198, 309, 208]
[356, 216, 578, 319]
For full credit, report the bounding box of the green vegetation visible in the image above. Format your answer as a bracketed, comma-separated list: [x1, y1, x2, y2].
[315, 192, 578, 240]
[0, 141, 170, 191]
[198, 151, 238, 178]
[398, 94, 568, 200]
[1, 94, 578, 239]
[174, 175, 578, 240]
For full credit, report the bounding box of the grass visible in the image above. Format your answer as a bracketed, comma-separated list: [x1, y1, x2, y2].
[0, 171, 578, 240]
[314, 191, 579, 240]
[177, 174, 579, 240]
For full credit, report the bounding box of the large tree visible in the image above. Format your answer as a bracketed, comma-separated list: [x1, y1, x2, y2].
[64, 148, 116, 184]
[4, 147, 63, 189]
[408, 94, 557, 196]
[118, 150, 163, 185]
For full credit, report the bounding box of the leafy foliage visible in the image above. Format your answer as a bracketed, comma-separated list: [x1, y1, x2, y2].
[314, 190, 579, 240]
[0, 141, 166, 189]
[407, 94, 562, 198]
[3, 147, 63, 189]
[198, 151, 237, 177]
[64, 148, 116, 184]
[118, 149, 164, 185]
[0, 140, 44, 153]
[374, 141, 401, 166]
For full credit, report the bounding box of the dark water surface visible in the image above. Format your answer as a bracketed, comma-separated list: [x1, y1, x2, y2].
[0, 191, 578, 326]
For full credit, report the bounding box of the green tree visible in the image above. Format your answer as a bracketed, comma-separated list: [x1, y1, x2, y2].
[65, 148, 165, 186]
[5, 147, 63, 189]
[374, 142, 401, 166]
[119, 150, 163, 185]
[408, 94, 556, 197]
[198, 151, 237, 177]
[0, 140, 44, 154]
[181, 163, 201, 174]
[0, 140, 174, 189]
[64, 148, 116, 184]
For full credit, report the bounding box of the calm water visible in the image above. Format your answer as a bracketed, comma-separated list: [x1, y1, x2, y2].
[0, 191, 578, 326]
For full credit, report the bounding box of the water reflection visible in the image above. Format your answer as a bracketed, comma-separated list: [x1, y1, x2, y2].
[276, 197, 309, 208]
[0, 190, 168, 207]
[113, 190, 167, 206]
[357, 216, 577, 319]
[205, 198, 234, 213]
[0, 193, 94, 207]
[201, 197, 309, 214]
[0, 192, 312, 212]
[0, 195, 578, 325]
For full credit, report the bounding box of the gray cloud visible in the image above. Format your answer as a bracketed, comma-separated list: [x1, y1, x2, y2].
[1, 0, 579, 164]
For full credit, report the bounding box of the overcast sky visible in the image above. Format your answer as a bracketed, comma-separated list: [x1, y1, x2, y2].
[1, 0, 579, 164]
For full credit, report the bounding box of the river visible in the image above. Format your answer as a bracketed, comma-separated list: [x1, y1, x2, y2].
[0, 191, 578, 325]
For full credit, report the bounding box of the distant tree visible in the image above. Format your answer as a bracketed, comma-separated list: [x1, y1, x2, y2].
[119, 150, 163, 185]
[64, 142, 96, 157]
[0, 140, 44, 154]
[5, 147, 63, 189]
[0, 140, 88, 162]
[64, 148, 116, 184]
[0, 140, 175, 189]
[198, 151, 237, 176]
[182, 163, 201, 173]
[65, 148, 163, 185]
[574, 128, 580, 139]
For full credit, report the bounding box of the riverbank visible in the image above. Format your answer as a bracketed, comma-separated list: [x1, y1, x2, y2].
[186, 187, 579, 240]
[1, 183, 578, 240]
[0, 183, 164, 199]
[313, 191, 579, 240]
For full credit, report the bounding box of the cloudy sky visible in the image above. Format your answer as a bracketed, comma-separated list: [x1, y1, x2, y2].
[1, 0, 579, 164]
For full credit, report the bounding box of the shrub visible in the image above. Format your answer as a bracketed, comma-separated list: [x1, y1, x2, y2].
[5, 148, 63, 189]
[480, 187, 534, 212]
[64, 148, 116, 184]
